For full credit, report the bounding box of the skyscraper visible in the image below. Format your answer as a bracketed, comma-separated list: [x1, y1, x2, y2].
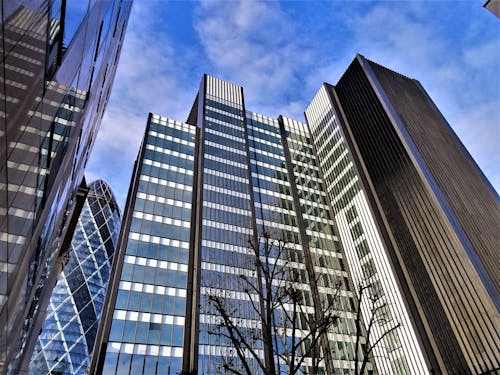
[0, 2, 132, 373]
[30, 180, 121, 375]
[93, 114, 196, 375]
[91, 77, 375, 375]
[93, 56, 498, 374]
[310, 54, 498, 374]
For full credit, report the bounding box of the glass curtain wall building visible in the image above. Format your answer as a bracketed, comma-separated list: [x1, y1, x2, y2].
[0, 1, 132, 373]
[30, 180, 121, 375]
[94, 114, 197, 375]
[92, 76, 374, 375]
[311, 54, 499, 374]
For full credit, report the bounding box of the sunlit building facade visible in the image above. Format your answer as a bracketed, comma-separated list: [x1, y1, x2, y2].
[306, 85, 429, 375]
[29, 180, 121, 374]
[93, 114, 196, 375]
[0, 1, 132, 373]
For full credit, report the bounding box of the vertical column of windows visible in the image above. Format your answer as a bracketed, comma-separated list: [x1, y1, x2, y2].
[198, 94, 260, 373]
[102, 116, 196, 375]
[282, 117, 365, 374]
[248, 113, 320, 374]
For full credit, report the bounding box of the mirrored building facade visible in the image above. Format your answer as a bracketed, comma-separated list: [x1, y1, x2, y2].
[29, 180, 121, 375]
[0, 1, 132, 373]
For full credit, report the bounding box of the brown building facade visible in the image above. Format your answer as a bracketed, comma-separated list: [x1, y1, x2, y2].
[325, 54, 499, 374]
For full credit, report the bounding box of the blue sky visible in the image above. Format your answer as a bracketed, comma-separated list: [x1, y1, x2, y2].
[86, 0, 500, 209]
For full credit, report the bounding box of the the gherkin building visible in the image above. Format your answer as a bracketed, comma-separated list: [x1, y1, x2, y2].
[29, 180, 121, 375]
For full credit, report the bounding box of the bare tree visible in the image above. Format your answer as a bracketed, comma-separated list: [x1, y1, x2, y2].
[206, 232, 341, 375]
[353, 283, 401, 375]
[205, 233, 403, 375]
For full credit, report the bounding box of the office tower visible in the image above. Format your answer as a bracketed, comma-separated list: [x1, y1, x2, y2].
[30, 180, 121, 375]
[91, 76, 375, 375]
[93, 56, 498, 374]
[310, 54, 498, 374]
[93, 114, 196, 375]
[0, 1, 132, 373]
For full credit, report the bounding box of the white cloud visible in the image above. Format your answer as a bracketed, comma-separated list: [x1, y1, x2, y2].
[334, 2, 500, 193]
[86, 1, 499, 207]
[86, 1, 201, 207]
[193, 0, 314, 119]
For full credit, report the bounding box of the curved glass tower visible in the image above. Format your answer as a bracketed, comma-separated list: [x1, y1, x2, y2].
[29, 180, 121, 375]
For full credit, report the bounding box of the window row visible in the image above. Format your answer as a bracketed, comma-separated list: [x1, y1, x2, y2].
[121, 263, 187, 288]
[204, 158, 247, 179]
[293, 163, 320, 179]
[137, 181, 192, 203]
[206, 98, 244, 117]
[149, 121, 195, 142]
[247, 118, 280, 135]
[205, 110, 244, 127]
[146, 134, 194, 155]
[253, 190, 294, 209]
[103, 352, 182, 375]
[129, 218, 191, 242]
[250, 150, 286, 168]
[109, 318, 184, 347]
[114, 289, 186, 316]
[200, 246, 255, 269]
[204, 119, 245, 139]
[125, 240, 189, 264]
[204, 144, 246, 164]
[143, 149, 194, 171]
[202, 207, 250, 227]
[251, 162, 288, 180]
[141, 163, 193, 187]
[201, 226, 249, 248]
[258, 204, 296, 222]
[203, 189, 250, 210]
[248, 138, 283, 156]
[203, 172, 249, 194]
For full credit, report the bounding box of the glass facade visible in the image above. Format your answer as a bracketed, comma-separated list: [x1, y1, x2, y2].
[99, 115, 196, 375]
[0, 1, 132, 373]
[198, 80, 257, 374]
[280, 117, 370, 374]
[29, 180, 121, 374]
[94, 75, 375, 375]
[95, 59, 497, 374]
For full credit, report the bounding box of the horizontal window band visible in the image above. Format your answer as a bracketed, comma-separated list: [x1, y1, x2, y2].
[106, 342, 184, 357]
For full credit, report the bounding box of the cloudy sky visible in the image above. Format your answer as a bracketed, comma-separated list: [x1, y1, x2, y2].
[86, 0, 500, 209]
